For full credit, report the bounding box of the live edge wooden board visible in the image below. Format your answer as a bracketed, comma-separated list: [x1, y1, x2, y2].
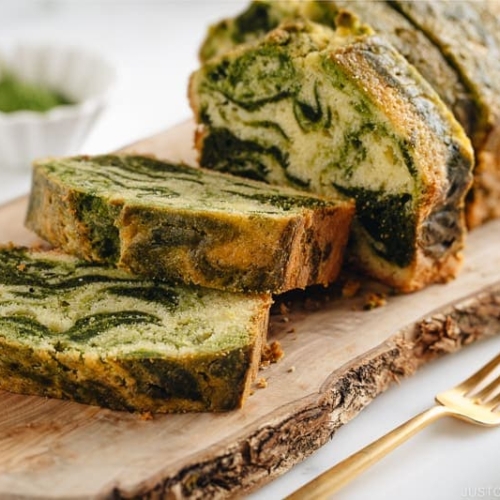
[1, 120, 500, 499]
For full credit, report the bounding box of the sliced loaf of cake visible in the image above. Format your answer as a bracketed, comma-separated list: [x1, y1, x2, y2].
[25, 154, 354, 294]
[189, 17, 474, 292]
[0, 245, 271, 413]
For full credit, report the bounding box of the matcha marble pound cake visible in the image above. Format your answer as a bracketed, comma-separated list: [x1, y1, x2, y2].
[189, 18, 474, 292]
[26, 154, 354, 294]
[0, 245, 272, 413]
[389, 0, 500, 228]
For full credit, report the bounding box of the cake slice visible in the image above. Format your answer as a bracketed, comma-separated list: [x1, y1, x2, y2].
[189, 16, 474, 292]
[25, 154, 354, 294]
[390, 0, 500, 227]
[0, 245, 272, 413]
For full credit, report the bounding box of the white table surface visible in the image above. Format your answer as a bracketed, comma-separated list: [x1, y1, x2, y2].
[1, 2, 499, 499]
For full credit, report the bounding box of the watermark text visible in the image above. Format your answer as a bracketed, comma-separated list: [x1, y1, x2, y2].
[461, 486, 500, 498]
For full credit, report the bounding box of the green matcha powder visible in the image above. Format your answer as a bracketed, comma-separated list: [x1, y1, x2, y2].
[0, 72, 72, 113]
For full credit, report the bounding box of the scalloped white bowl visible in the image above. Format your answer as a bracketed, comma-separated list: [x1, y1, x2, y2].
[0, 44, 116, 170]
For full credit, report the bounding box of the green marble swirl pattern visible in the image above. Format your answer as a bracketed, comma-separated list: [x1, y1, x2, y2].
[27, 154, 352, 293]
[0, 246, 270, 412]
[37, 154, 334, 214]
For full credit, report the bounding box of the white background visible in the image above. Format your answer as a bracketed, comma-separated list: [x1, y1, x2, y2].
[1, 2, 500, 499]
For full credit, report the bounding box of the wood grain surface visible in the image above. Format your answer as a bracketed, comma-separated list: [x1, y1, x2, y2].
[1, 122, 499, 499]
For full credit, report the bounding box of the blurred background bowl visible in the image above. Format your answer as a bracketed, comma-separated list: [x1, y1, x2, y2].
[0, 43, 116, 170]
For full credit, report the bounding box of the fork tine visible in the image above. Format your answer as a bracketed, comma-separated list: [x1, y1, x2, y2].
[455, 352, 500, 394]
[485, 391, 500, 411]
[471, 373, 500, 403]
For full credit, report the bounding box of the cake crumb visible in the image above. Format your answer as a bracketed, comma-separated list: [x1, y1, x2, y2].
[287, 366, 296, 373]
[256, 377, 268, 389]
[363, 292, 387, 310]
[260, 340, 284, 368]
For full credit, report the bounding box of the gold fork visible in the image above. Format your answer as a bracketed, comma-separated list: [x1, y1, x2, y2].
[286, 352, 500, 500]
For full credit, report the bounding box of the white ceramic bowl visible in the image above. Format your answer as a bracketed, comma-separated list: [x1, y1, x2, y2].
[0, 44, 116, 169]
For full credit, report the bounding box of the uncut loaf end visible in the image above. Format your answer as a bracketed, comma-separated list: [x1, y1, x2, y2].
[189, 16, 474, 292]
[0, 245, 272, 413]
[25, 154, 354, 294]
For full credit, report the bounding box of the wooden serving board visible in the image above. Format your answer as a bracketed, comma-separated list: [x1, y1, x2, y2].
[1, 121, 500, 499]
